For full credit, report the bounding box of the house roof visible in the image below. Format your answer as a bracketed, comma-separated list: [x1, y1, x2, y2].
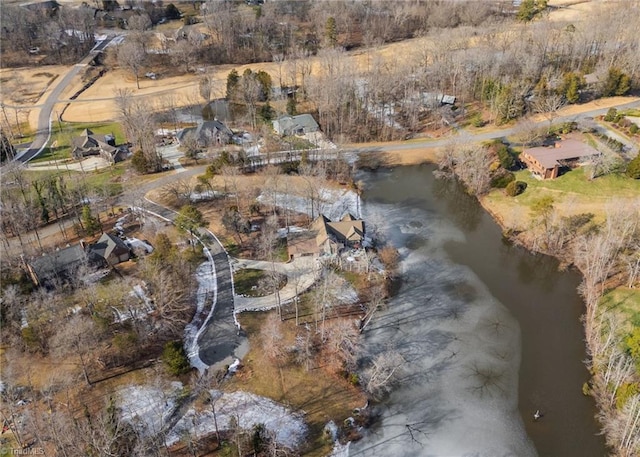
[311, 214, 365, 248]
[71, 130, 117, 157]
[273, 114, 319, 135]
[177, 120, 233, 144]
[29, 245, 87, 280]
[286, 232, 320, 257]
[88, 233, 130, 261]
[523, 139, 600, 169]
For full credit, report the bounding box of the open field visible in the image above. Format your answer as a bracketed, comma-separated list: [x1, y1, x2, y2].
[0, 0, 619, 132]
[482, 168, 640, 231]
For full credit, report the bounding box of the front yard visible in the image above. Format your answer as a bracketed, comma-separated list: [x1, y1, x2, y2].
[482, 167, 640, 230]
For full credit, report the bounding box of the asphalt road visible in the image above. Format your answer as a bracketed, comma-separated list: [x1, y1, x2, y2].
[142, 194, 245, 369]
[349, 99, 640, 155]
[15, 36, 117, 163]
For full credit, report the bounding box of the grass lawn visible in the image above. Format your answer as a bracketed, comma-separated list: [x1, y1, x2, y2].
[600, 288, 640, 331]
[483, 168, 640, 230]
[30, 121, 125, 163]
[22, 162, 127, 197]
[234, 268, 287, 297]
[229, 312, 366, 457]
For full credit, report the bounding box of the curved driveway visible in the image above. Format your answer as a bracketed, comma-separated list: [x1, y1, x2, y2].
[142, 194, 244, 369]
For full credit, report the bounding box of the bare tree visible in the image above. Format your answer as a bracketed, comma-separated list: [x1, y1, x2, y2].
[362, 350, 406, 399]
[115, 89, 162, 172]
[50, 314, 99, 386]
[117, 41, 146, 90]
[531, 92, 566, 133]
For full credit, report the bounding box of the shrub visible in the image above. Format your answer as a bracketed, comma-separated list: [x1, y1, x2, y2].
[627, 155, 640, 179]
[496, 144, 516, 169]
[131, 150, 149, 174]
[604, 108, 617, 122]
[471, 113, 484, 128]
[506, 180, 527, 196]
[630, 124, 638, 135]
[162, 341, 191, 376]
[616, 382, 639, 410]
[491, 171, 515, 189]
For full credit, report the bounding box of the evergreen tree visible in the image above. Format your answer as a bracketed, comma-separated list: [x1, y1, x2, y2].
[325, 17, 338, 47]
[259, 103, 275, 123]
[162, 341, 191, 375]
[602, 68, 631, 97]
[226, 69, 240, 99]
[559, 72, 585, 103]
[81, 205, 101, 236]
[626, 154, 640, 179]
[286, 96, 297, 115]
[0, 129, 14, 163]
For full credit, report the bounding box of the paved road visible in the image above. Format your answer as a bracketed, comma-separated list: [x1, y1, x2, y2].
[143, 195, 245, 369]
[15, 36, 117, 163]
[347, 99, 640, 155]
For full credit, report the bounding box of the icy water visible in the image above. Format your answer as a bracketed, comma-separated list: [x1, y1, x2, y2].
[350, 165, 606, 457]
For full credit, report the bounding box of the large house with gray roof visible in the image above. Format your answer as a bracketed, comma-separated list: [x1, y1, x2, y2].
[177, 121, 233, 147]
[272, 114, 319, 136]
[71, 129, 126, 163]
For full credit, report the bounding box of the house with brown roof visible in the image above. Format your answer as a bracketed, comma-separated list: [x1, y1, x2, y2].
[521, 139, 601, 180]
[288, 213, 365, 259]
[87, 233, 132, 266]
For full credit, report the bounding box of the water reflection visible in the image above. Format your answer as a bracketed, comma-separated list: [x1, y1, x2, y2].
[351, 165, 605, 457]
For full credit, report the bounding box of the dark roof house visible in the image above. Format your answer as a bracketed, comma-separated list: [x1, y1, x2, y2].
[71, 129, 125, 163]
[272, 114, 319, 136]
[27, 244, 89, 287]
[521, 139, 601, 179]
[87, 233, 132, 266]
[177, 120, 233, 147]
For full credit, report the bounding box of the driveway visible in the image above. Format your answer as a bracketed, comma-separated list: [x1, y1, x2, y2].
[142, 197, 245, 369]
[232, 257, 320, 312]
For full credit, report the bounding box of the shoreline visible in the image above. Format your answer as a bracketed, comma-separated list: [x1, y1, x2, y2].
[366, 154, 609, 449]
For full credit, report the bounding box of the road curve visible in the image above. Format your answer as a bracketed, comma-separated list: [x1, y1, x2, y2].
[142, 194, 245, 369]
[15, 37, 116, 163]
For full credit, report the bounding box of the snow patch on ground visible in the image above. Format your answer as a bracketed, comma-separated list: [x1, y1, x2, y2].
[115, 214, 128, 234]
[330, 441, 351, 457]
[184, 248, 217, 373]
[258, 188, 361, 221]
[277, 226, 308, 238]
[332, 277, 359, 305]
[166, 390, 307, 449]
[126, 237, 154, 253]
[113, 284, 155, 323]
[190, 190, 224, 202]
[118, 382, 183, 437]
